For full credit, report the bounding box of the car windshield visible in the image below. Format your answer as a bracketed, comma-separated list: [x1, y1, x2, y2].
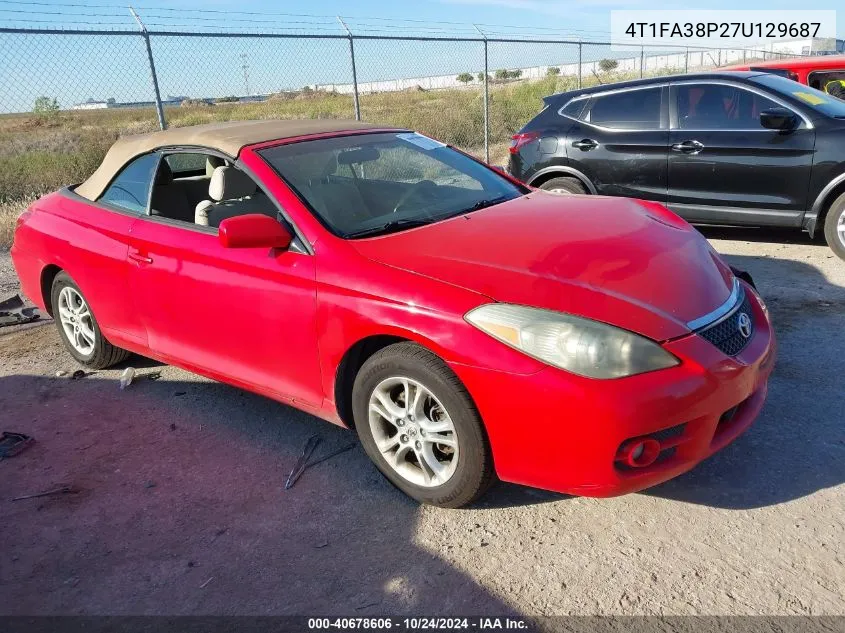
[752, 73, 845, 117]
[258, 132, 525, 238]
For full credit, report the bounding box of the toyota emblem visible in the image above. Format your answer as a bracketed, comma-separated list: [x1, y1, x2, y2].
[737, 312, 752, 339]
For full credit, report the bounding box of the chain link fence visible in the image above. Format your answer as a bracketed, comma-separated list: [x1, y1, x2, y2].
[0, 26, 804, 209]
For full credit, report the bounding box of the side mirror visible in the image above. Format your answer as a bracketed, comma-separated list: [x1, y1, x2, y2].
[760, 107, 798, 131]
[218, 214, 293, 250]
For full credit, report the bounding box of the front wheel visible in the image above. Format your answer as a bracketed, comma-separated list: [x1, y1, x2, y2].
[823, 192, 845, 261]
[352, 342, 494, 508]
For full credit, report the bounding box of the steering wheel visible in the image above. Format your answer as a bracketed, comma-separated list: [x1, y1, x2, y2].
[392, 180, 437, 215]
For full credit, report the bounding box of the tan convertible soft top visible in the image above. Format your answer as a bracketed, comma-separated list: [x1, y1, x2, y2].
[75, 119, 390, 201]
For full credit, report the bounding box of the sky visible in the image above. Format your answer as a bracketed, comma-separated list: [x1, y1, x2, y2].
[0, 0, 843, 112]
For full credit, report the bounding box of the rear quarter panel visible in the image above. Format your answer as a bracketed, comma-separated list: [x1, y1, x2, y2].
[11, 190, 144, 345]
[510, 102, 577, 182]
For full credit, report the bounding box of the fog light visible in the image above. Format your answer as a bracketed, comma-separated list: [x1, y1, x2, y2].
[621, 438, 661, 468]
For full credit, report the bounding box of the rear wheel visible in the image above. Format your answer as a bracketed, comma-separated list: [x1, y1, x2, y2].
[823, 192, 845, 262]
[352, 342, 494, 508]
[51, 272, 131, 369]
[538, 176, 588, 195]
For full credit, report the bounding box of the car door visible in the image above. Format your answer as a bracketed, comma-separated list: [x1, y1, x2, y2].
[126, 156, 323, 408]
[71, 152, 161, 348]
[667, 80, 816, 226]
[564, 84, 669, 202]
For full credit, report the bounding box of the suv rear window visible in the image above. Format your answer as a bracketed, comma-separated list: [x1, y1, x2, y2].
[584, 87, 662, 129]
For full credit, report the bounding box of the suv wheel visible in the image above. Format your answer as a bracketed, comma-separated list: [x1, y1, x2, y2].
[823, 192, 845, 261]
[538, 176, 588, 195]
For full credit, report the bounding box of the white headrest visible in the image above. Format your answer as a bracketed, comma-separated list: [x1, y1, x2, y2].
[209, 165, 256, 201]
[205, 155, 226, 178]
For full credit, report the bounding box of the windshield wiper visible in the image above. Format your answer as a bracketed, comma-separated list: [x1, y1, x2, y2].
[451, 195, 512, 217]
[346, 218, 434, 238]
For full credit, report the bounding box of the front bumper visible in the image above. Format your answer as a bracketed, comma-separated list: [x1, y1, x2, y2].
[449, 282, 776, 497]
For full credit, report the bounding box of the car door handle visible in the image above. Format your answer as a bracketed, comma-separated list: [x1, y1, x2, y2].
[671, 140, 704, 154]
[572, 139, 599, 151]
[128, 252, 153, 265]
[573, 138, 598, 151]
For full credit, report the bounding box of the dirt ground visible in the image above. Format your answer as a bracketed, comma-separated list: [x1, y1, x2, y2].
[0, 226, 843, 616]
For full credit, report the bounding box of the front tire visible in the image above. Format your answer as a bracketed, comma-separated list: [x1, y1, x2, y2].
[538, 176, 588, 195]
[51, 271, 131, 369]
[823, 192, 845, 261]
[352, 342, 494, 508]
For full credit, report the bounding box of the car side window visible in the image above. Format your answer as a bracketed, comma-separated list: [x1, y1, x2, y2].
[560, 98, 588, 119]
[808, 70, 845, 100]
[583, 87, 662, 129]
[676, 84, 783, 130]
[151, 151, 280, 230]
[99, 153, 159, 214]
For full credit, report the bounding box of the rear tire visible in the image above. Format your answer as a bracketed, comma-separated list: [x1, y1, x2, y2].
[823, 192, 845, 262]
[352, 342, 494, 508]
[51, 271, 131, 369]
[538, 176, 588, 195]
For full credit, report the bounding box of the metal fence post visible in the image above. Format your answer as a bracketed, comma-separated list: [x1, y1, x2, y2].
[578, 41, 582, 89]
[640, 46, 644, 78]
[338, 17, 361, 121]
[684, 47, 689, 73]
[129, 7, 165, 130]
[474, 25, 489, 164]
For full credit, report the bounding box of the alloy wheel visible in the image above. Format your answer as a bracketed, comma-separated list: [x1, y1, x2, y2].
[368, 376, 459, 488]
[838, 212, 845, 248]
[57, 286, 96, 355]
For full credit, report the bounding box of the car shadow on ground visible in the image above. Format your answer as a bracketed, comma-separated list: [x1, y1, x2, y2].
[0, 371, 521, 616]
[644, 247, 845, 510]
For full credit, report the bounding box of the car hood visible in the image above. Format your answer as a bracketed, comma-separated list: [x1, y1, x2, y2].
[352, 193, 735, 341]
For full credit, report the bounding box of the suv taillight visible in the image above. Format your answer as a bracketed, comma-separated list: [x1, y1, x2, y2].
[509, 132, 540, 154]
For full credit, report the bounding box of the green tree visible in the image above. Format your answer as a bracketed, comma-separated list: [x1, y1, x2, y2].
[33, 96, 59, 116]
[456, 72, 474, 84]
[509, 69, 523, 79]
[494, 69, 510, 80]
[477, 72, 490, 82]
[598, 58, 619, 73]
[547, 66, 561, 76]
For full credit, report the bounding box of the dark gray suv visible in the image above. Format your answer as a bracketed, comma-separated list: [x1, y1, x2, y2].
[508, 71, 845, 260]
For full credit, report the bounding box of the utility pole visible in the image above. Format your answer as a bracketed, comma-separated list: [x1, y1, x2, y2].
[240, 53, 250, 97]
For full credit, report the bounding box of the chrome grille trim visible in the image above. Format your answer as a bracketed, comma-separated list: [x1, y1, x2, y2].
[686, 278, 741, 332]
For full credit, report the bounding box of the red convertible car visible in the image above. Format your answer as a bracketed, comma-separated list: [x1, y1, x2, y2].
[11, 120, 776, 507]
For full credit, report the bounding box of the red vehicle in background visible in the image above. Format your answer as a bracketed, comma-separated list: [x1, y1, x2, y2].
[722, 55, 845, 98]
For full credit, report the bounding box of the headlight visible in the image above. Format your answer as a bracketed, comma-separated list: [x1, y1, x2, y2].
[465, 304, 679, 379]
